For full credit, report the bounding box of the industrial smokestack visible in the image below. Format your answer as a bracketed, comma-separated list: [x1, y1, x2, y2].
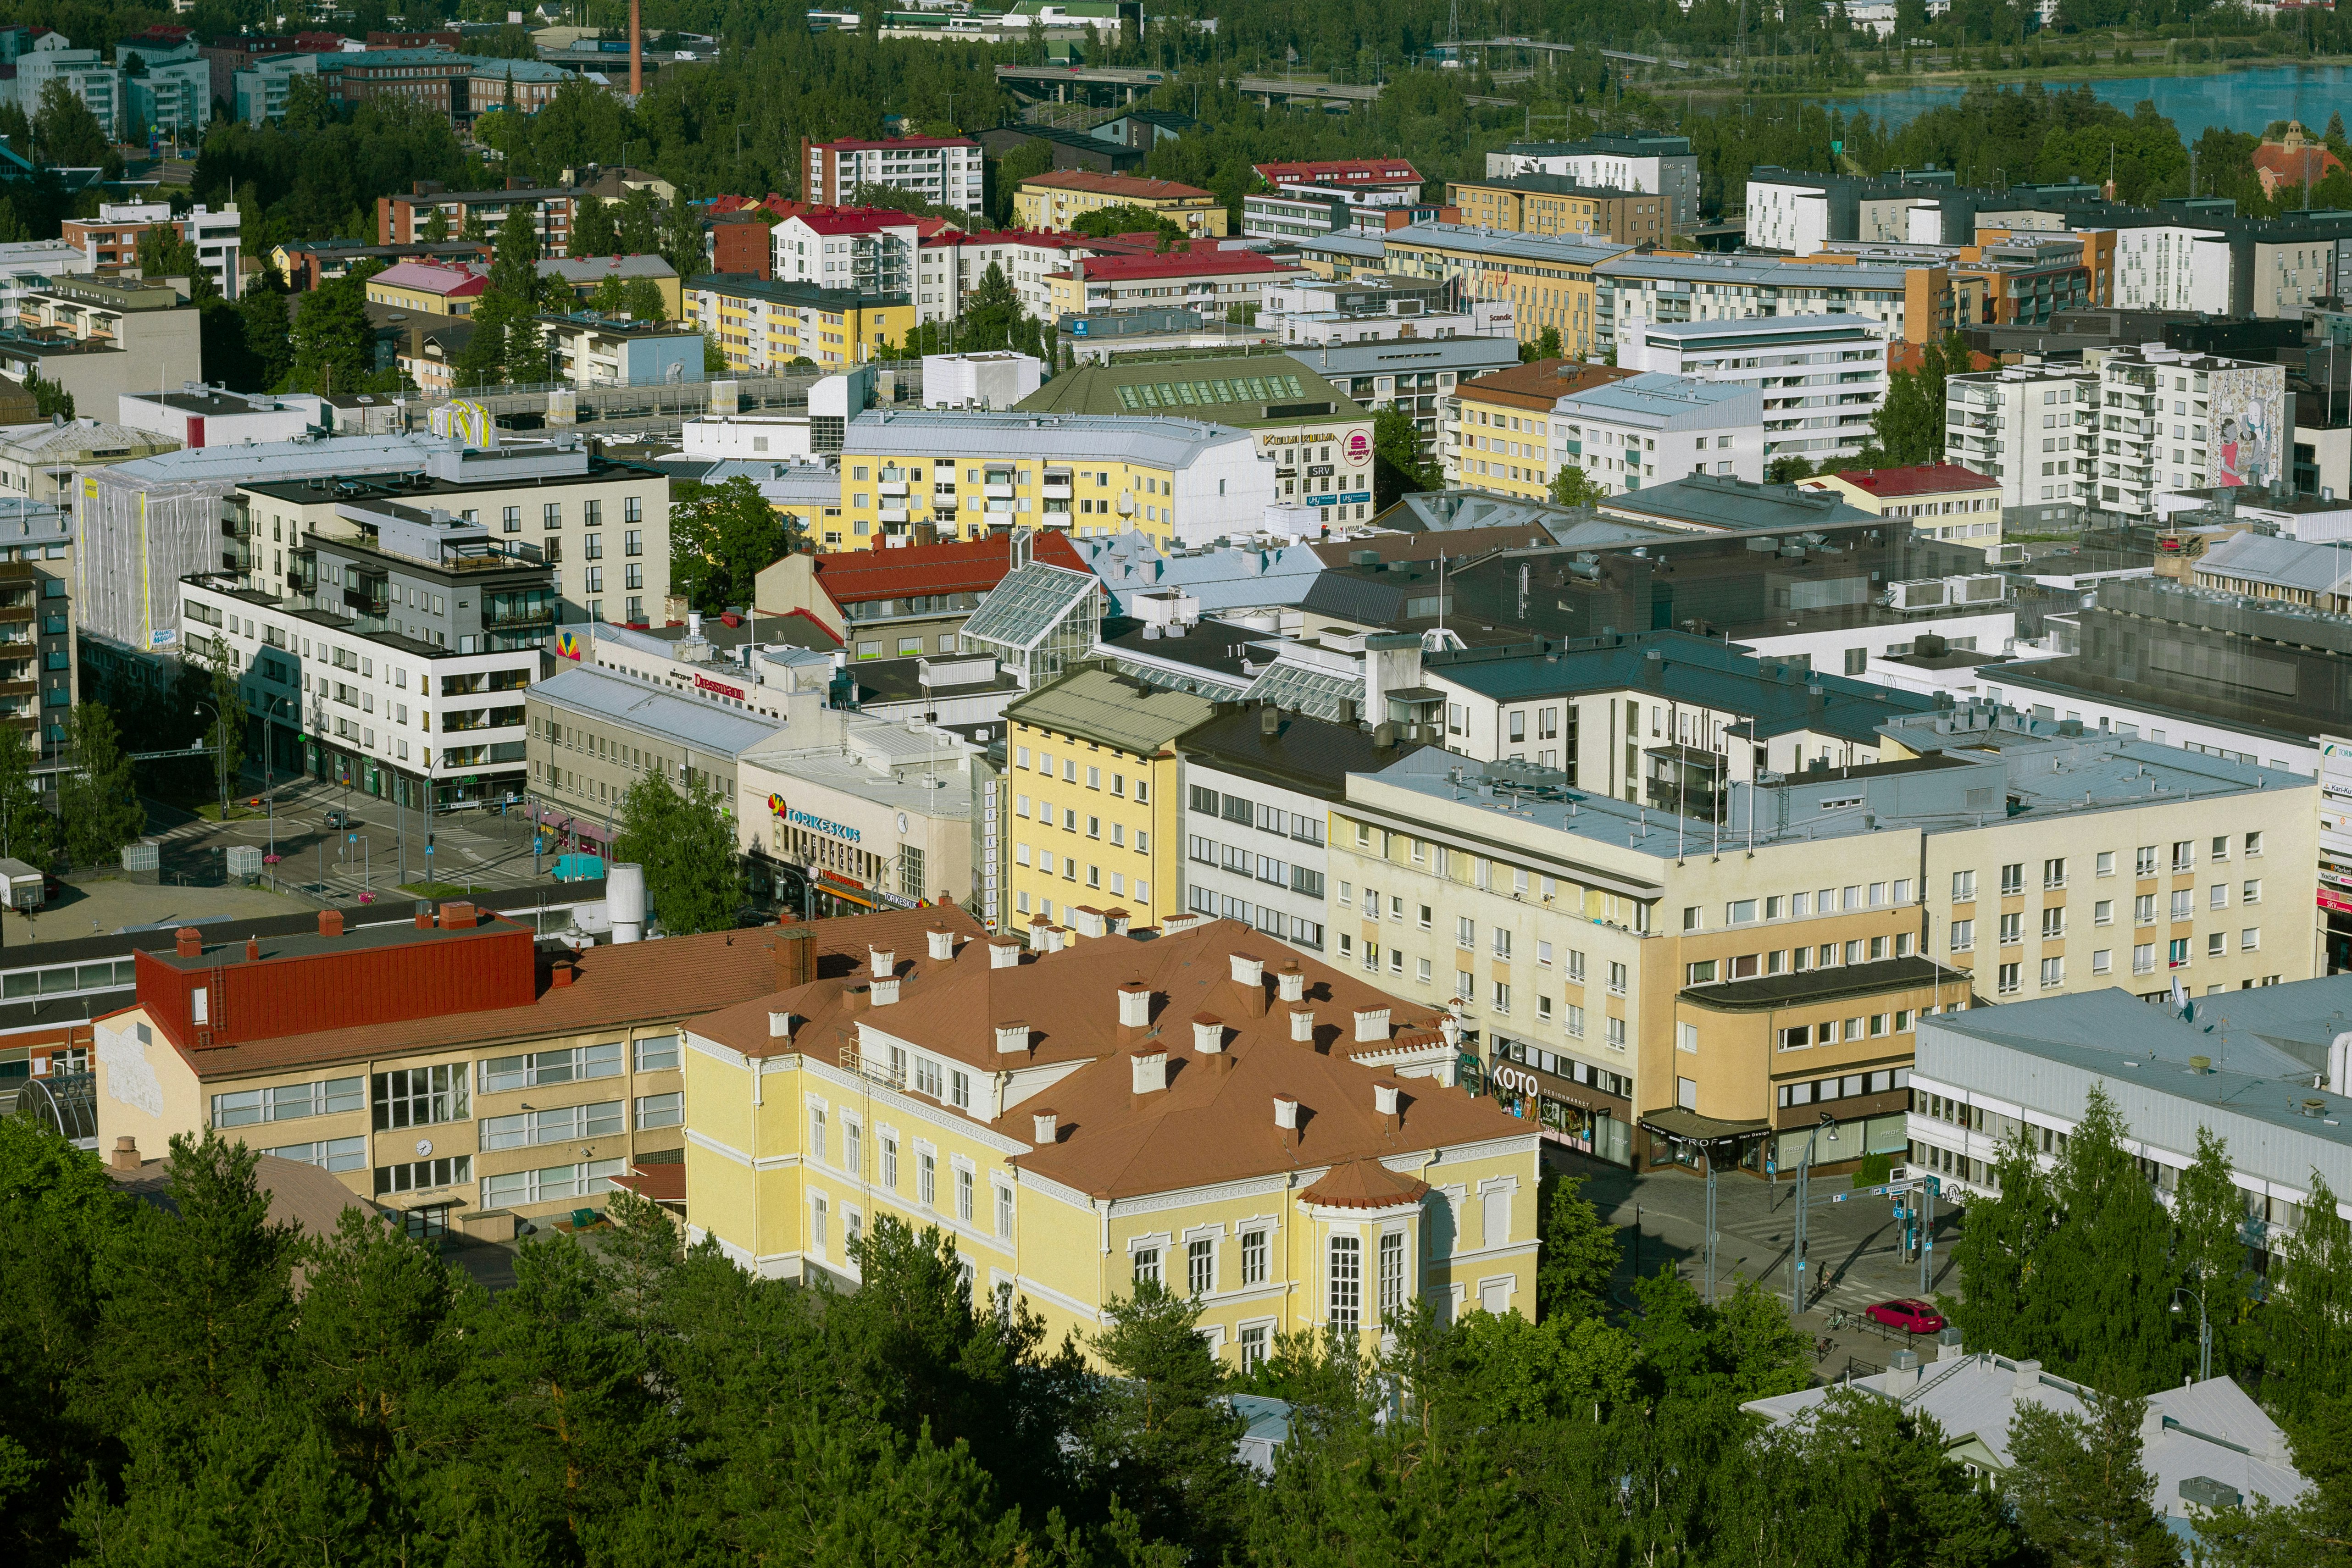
[629, 0, 643, 97]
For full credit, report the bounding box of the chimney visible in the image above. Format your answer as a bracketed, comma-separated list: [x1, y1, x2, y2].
[2140, 1403, 2168, 1445]
[551, 960, 576, 988]
[1230, 952, 1267, 1016]
[768, 1010, 795, 1040]
[1353, 1005, 1392, 1043]
[1259, 704, 1279, 736]
[318, 909, 344, 938]
[1277, 963, 1305, 1002]
[437, 901, 476, 930]
[995, 1021, 1030, 1054]
[2013, 1358, 2043, 1391]
[628, 0, 642, 96]
[109, 1135, 141, 1171]
[1289, 1006, 1317, 1043]
[174, 926, 201, 957]
[870, 975, 901, 1006]
[245, 936, 260, 962]
[1117, 981, 1152, 1028]
[1027, 914, 1053, 950]
[773, 925, 814, 989]
[1936, 1328, 1965, 1362]
[1273, 1095, 1299, 1147]
[869, 947, 895, 979]
[1886, 1349, 1922, 1392]
[414, 904, 433, 929]
[926, 926, 956, 961]
[1032, 1108, 1059, 1143]
[1374, 1080, 1400, 1120]
[1192, 1014, 1226, 1053]
[988, 938, 1022, 969]
[1130, 1048, 1168, 1095]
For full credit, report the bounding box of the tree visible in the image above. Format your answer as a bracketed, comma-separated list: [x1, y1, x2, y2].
[2195, 1395, 2352, 1568]
[611, 770, 740, 935]
[957, 260, 1026, 354]
[1767, 454, 1817, 483]
[1536, 1174, 1620, 1321]
[135, 222, 213, 299]
[25, 372, 72, 421]
[2172, 1124, 2249, 1378]
[1518, 325, 1563, 363]
[704, 330, 731, 375]
[283, 270, 377, 396]
[616, 188, 662, 257]
[671, 476, 790, 615]
[1549, 463, 1604, 507]
[571, 194, 619, 258]
[31, 82, 110, 170]
[2005, 1392, 2181, 1568]
[2037, 1086, 2184, 1395]
[1953, 1127, 2059, 1360]
[2262, 1172, 2352, 1414]
[57, 704, 143, 869]
[0, 725, 57, 870]
[1069, 203, 1183, 244]
[1370, 404, 1432, 510]
[204, 661, 247, 811]
[419, 203, 450, 243]
[1078, 1278, 1250, 1562]
[1751, 1389, 2021, 1568]
[660, 196, 705, 283]
[621, 277, 669, 322]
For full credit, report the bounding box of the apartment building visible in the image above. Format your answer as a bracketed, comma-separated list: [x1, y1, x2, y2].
[686, 273, 915, 374]
[679, 914, 1540, 1356]
[89, 899, 947, 1236]
[1801, 463, 2003, 551]
[2107, 222, 2233, 314]
[2080, 344, 2291, 521]
[0, 499, 77, 759]
[1045, 249, 1303, 318]
[918, 228, 1141, 321]
[835, 410, 1269, 549]
[62, 201, 242, 299]
[1443, 175, 1672, 247]
[365, 259, 488, 316]
[1743, 166, 1960, 257]
[772, 207, 925, 299]
[754, 526, 1088, 650]
[1593, 254, 1909, 361]
[803, 135, 984, 217]
[1015, 171, 1226, 238]
[1380, 225, 1631, 358]
[1621, 314, 1889, 468]
[1942, 360, 2100, 518]
[1326, 693, 2315, 1175]
[1544, 374, 1764, 499]
[1, 34, 122, 140]
[1442, 357, 1633, 496]
[1312, 337, 1521, 468]
[537, 314, 704, 388]
[995, 665, 1210, 932]
[0, 277, 202, 415]
[377, 184, 580, 257]
[1483, 134, 1700, 233]
[1015, 355, 1374, 524]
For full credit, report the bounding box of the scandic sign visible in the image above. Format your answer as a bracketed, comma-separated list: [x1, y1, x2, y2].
[693, 671, 747, 700]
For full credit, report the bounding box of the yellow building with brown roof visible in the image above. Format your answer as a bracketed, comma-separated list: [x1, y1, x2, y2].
[1014, 171, 1228, 238]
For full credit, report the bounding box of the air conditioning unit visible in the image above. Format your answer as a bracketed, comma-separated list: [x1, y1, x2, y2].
[1888, 579, 1950, 611]
[1949, 574, 2006, 604]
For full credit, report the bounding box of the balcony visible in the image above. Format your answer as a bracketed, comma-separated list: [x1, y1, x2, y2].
[983, 483, 1015, 499]
[879, 507, 910, 524]
[442, 705, 525, 734]
[878, 481, 908, 498]
[1042, 483, 1072, 500]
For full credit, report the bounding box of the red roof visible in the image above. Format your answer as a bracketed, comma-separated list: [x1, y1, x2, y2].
[608, 1161, 686, 1203]
[372, 259, 488, 296]
[1829, 462, 1998, 499]
[1254, 159, 1422, 187]
[1072, 249, 1297, 282]
[782, 205, 935, 236]
[812, 135, 980, 152]
[807, 532, 1087, 609]
[1021, 170, 1215, 201]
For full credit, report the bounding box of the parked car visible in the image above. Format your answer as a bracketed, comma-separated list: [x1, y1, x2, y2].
[323, 809, 362, 829]
[1864, 1298, 1947, 1335]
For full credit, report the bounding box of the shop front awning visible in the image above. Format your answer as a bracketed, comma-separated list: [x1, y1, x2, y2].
[1639, 1108, 1771, 1144]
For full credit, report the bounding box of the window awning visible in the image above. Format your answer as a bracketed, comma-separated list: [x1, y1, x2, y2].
[1639, 1108, 1770, 1143]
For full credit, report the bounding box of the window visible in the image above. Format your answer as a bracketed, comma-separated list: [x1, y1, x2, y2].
[266, 1136, 365, 1173]
[2000, 863, 2024, 895]
[2041, 907, 2064, 938]
[2243, 927, 2261, 951]
[633, 1033, 679, 1071]
[1189, 1236, 1215, 1297]
[2091, 949, 2112, 975]
[2171, 890, 2193, 922]
[1949, 920, 1974, 952]
[1606, 1016, 1626, 1049]
[1492, 928, 1512, 960]
[1134, 1247, 1162, 1287]
[957, 1166, 974, 1223]
[1952, 870, 1976, 901]
[480, 1100, 623, 1150]
[2136, 893, 2156, 925]
[2043, 858, 2066, 889]
[2173, 840, 2195, 872]
[1378, 1232, 1405, 1321]
[2211, 836, 2230, 862]
[1242, 1228, 1268, 1285]
[2094, 900, 2113, 926]
[1240, 1324, 1268, 1371]
[375, 1156, 472, 1196]
[1457, 916, 1475, 948]
[2245, 831, 2263, 857]
[1607, 962, 1627, 995]
[369, 1064, 465, 1128]
[2040, 957, 2064, 989]
[882, 1133, 899, 1189]
[2136, 846, 2158, 877]
[2134, 943, 2156, 975]
[810, 1193, 828, 1254]
[2170, 938, 2191, 968]
[213, 1074, 364, 1128]
[1998, 962, 2021, 995]
[480, 1042, 622, 1093]
[918, 1150, 937, 1207]
[809, 1106, 828, 1164]
[1999, 913, 2022, 945]
[2208, 932, 2227, 958]
[1329, 1235, 1361, 1330]
[2096, 851, 2115, 878]
[634, 1091, 682, 1129]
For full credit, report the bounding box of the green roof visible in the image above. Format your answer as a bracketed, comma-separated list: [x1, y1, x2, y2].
[1006, 666, 1217, 755]
[1015, 355, 1368, 429]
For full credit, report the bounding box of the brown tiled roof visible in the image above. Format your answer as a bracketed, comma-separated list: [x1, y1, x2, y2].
[1301, 1156, 1432, 1210]
[1458, 357, 1639, 411]
[688, 917, 1524, 1200]
[172, 905, 981, 1081]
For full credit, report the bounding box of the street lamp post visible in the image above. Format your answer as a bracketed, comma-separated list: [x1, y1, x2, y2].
[1788, 1111, 1838, 1324]
[2172, 1285, 2212, 1383]
[191, 700, 225, 823]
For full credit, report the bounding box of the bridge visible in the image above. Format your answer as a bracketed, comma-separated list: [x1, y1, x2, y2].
[1452, 38, 1696, 70]
[1234, 75, 1384, 109]
[995, 63, 1167, 106]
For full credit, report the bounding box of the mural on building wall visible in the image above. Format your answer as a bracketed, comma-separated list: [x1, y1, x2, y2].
[2209, 367, 2285, 490]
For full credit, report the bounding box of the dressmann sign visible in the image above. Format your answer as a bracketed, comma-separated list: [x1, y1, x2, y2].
[768, 792, 862, 844]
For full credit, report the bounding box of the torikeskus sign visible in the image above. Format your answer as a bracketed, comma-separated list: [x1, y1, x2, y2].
[769, 793, 861, 844]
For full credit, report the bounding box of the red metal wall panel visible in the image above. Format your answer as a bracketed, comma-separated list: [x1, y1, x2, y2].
[136, 925, 538, 1051]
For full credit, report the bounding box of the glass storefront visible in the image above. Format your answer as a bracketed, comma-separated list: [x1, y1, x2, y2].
[1483, 1033, 1635, 1167]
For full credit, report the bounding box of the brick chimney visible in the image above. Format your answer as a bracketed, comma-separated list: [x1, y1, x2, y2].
[1277, 963, 1305, 1003]
[174, 926, 201, 958]
[318, 909, 344, 938]
[438, 901, 476, 930]
[772, 925, 814, 989]
[245, 936, 260, 962]
[1230, 952, 1267, 1016]
[1117, 981, 1152, 1028]
[1191, 1014, 1225, 1053]
[988, 937, 1022, 969]
[926, 926, 955, 961]
[1130, 1048, 1168, 1096]
[1289, 1006, 1316, 1044]
[1353, 1005, 1392, 1042]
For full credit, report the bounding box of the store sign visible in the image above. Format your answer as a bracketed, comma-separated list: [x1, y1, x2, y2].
[1455, 1053, 1486, 1097]
[1345, 431, 1370, 462]
[771, 793, 862, 844]
[694, 671, 747, 701]
[1490, 1062, 1545, 1098]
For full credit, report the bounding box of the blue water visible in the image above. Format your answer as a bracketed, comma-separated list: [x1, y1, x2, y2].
[1816, 62, 2352, 143]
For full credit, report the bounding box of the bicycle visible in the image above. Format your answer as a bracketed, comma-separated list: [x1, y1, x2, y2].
[1826, 1309, 1850, 1332]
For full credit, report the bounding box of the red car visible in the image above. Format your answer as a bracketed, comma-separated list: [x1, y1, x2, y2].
[1865, 1299, 1947, 1335]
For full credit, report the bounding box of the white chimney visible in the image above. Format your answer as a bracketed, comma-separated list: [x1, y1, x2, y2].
[989, 938, 1022, 969]
[1277, 964, 1306, 1002]
[995, 1021, 1030, 1054]
[1374, 1080, 1399, 1117]
[767, 1010, 794, 1039]
[1032, 1108, 1059, 1143]
[1118, 981, 1152, 1027]
[1230, 952, 1265, 988]
[1192, 1014, 1226, 1053]
[1353, 1005, 1392, 1042]
[926, 926, 955, 960]
[1289, 1007, 1316, 1042]
[870, 975, 901, 1006]
[1131, 1049, 1168, 1094]
[1273, 1095, 1299, 1130]
[2330, 1030, 2352, 1093]
[869, 947, 896, 978]
[1027, 916, 1053, 949]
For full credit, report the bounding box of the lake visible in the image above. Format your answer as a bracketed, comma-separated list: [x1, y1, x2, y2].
[1815, 61, 2352, 143]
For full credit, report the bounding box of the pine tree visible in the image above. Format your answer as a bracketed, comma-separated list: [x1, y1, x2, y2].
[1078, 1278, 1250, 1562]
[2005, 1391, 2181, 1568]
[1536, 1173, 1620, 1321]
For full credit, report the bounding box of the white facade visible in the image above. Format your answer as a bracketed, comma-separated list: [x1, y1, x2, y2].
[1744, 176, 1837, 257]
[1944, 362, 2100, 511]
[1178, 758, 1332, 956]
[2080, 345, 2290, 521]
[771, 213, 920, 296]
[922, 351, 1043, 410]
[805, 139, 984, 216]
[678, 414, 817, 462]
[1595, 255, 1908, 359]
[6, 39, 122, 142]
[1542, 374, 1764, 497]
[1170, 437, 1281, 549]
[2107, 225, 2233, 314]
[1484, 142, 1701, 232]
[116, 389, 313, 448]
[1622, 315, 1888, 465]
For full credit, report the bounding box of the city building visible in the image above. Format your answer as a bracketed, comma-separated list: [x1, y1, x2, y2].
[1540, 374, 1765, 499]
[116, 386, 316, 449]
[1259, 274, 1513, 347]
[801, 134, 985, 217]
[952, 555, 1107, 696]
[0, 497, 78, 759]
[89, 897, 957, 1234]
[920, 227, 1149, 322]
[1904, 976, 2352, 1255]
[1, 33, 123, 141]
[1015, 171, 1226, 238]
[994, 664, 1211, 931]
[274, 238, 491, 292]
[0, 418, 178, 510]
[62, 201, 241, 299]
[751, 528, 1090, 654]
[1593, 253, 1911, 361]
[124, 53, 211, 140]
[0, 277, 202, 415]
[1074, 531, 1329, 624]
[835, 410, 1270, 549]
[1620, 315, 1890, 469]
[464, 57, 571, 114]
[1045, 248, 1303, 319]
[923, 350, 1044, 411]
[1300, 336, 1524, 468]
[1442, 175, 1673, 247]
[771, 207, 927, 301]
[737, 713, 976, 916]
[364, 258, 488, 316]
[1176, 704, 1426, 956]
[538, 253, 682, 318]
[377, 184, 581, 257]
[536, 313, 704, 387]
[677, 913, 1541, 1357]
[1015, 355, 1375, 524]
[526, 663, 783, 860]
[1482, 133, 1700, 233]
[685, 273, 915, 374]
[2081, 344, 2291, 521]
[1942, 360, 2102, 523]
[1800, 463, 2004, 551]
[1743, 165, 1960, 257]
[1444, 359, 1637, 497]
[1380, 225, 1631, 358]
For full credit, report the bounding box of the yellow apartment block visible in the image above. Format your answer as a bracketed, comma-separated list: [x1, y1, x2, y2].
[679, 912, 1541, 1363]
[685, 276, 916, 374]
[1014, 172, 1227, 238]
[1381, 223, 1630, 358]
